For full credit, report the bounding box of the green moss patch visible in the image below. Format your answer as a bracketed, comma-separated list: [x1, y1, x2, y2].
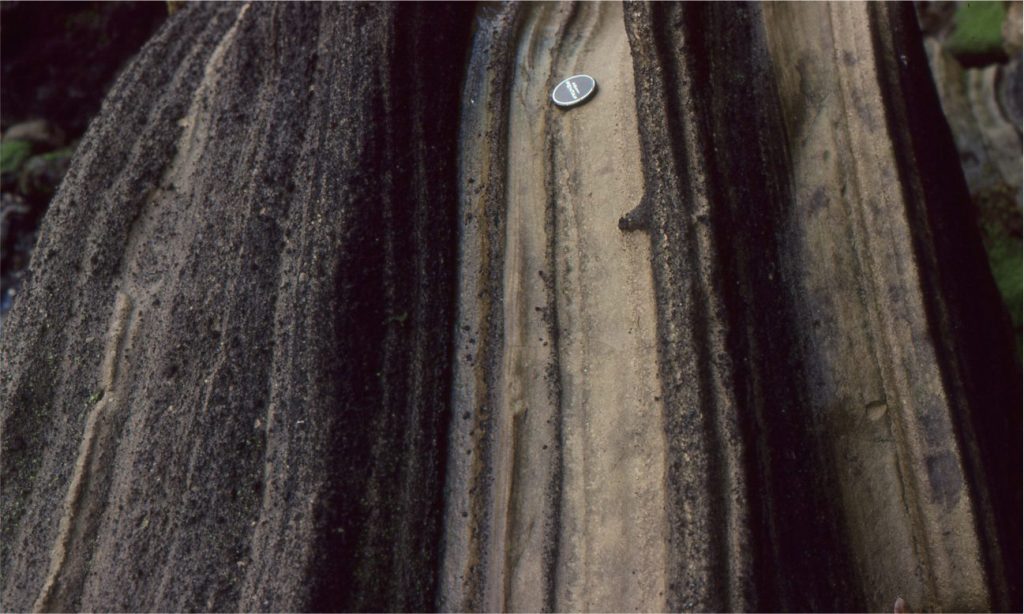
[1, 139, 32, 174]
[985, 233, 1023, 355]
[945, 1, 1009, 66]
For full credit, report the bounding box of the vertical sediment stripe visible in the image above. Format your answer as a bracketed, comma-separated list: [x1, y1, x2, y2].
[500, 3, 571, 611]
[438, 4, 524, 611]
[548, 3, 667, 610]
[825, 4, 993, 610]
[621, 2, 801, 610]
[442, 3, 665, 610]
[623, 3, 738, 610]
[867, 4, 1020, 608]
[540, 7, 580, 610]
[32, 292, 133, 613]
[864, 3, 1015, 609]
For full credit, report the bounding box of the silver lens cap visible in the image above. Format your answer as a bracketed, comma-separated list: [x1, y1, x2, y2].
[551, 74, 597, 108]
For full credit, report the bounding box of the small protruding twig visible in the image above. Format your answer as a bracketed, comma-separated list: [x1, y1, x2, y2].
[618, 192, 651, 232]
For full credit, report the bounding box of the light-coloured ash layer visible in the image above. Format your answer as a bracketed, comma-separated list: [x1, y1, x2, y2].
[440, 3, 666, 612]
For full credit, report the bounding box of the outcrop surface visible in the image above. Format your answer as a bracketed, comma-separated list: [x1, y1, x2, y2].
[1, 2, 1019, 612]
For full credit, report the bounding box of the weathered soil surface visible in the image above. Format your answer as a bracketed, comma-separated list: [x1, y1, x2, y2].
[1, 2, 1020, 613]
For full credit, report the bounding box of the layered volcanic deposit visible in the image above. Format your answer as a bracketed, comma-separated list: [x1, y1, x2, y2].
[1, 2, 1019, 612]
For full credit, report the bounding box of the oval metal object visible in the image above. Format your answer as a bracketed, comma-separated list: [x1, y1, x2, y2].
[551, 74, 597, 108]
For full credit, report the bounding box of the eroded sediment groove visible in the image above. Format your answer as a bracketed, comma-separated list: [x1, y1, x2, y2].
[618, 1, 1020, 611]
[438, 4, 525, 611]
[866, 5, 1020, 609]
[440, 2, 667, 611]
[33, 291, 135, 613]
[622, 3, 762, 611]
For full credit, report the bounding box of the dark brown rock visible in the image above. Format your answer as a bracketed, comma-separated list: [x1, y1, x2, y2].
[1, 3, 472, 611]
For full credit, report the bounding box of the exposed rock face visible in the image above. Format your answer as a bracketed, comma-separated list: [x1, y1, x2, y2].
[0, 2, 1019, 613]
[1, 3, 472, 611]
